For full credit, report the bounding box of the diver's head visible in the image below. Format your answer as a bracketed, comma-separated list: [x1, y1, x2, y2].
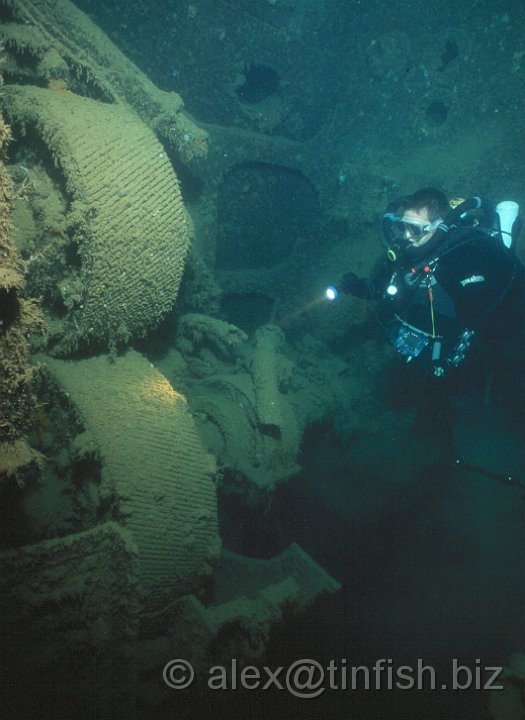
[401, 207, 441, 248]
[383, 187, 450, 259]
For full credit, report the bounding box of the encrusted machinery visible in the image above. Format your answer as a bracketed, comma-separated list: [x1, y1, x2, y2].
[0, 522, 141, 718]
[0, 0, 219, 602]
[2, 84, 189, 351]
[0, 108, 44, 480]
[0, 0, 204, 352]
[0, 6, 343, 716]
[43, 350, 221, 608]
[0, 524, 340, 716]
[0, 0, 208, 163]
[159, 313, 382, 497]
[0, 341, 342, 715]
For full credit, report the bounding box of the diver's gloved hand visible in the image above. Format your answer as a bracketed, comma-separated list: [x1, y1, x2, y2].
[339, 272, 372, 299]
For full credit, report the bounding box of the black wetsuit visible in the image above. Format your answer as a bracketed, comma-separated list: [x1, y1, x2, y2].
[343, 227, 525, 375]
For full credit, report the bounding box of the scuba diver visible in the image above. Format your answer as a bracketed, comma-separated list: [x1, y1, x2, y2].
[327, 187, 525, 382]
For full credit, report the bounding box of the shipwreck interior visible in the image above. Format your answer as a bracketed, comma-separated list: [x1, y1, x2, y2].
[0, 0, 524, 719]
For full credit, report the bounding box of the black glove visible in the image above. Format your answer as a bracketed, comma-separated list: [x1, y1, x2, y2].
[339, 272, 372, 299]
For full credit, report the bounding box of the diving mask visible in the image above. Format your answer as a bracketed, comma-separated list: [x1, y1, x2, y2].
[400, 216, 442, 245]
[383, 213, 442, 254]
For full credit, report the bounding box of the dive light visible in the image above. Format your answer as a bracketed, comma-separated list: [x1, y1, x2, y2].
[325, 285, 339, 302]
